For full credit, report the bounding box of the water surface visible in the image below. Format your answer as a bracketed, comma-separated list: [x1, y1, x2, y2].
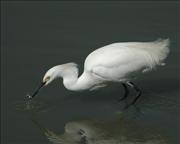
[1, 1, 180, 144]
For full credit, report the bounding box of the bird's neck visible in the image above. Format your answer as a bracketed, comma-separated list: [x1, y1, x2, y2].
[61, 66, 90, 91]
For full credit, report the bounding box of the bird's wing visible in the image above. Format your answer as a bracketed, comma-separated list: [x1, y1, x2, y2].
[90, 57, 147, 81]
[85, 44, 152, 81]
[85, 43, 145, 68]
[85, 39, 169, 73]
[91, 64, 135, 81]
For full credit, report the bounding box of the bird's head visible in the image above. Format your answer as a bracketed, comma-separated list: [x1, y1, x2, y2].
[29, 63, 78, 99]
[43, 66, 60, 86]
[29, 66, 61, 99]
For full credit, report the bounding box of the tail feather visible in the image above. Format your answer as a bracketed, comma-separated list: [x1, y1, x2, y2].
[142, 38, 170, 69]
[154, 38, 170, 62]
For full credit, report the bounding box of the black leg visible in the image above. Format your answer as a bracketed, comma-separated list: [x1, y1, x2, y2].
[119, 83, 129, 101]
[127, 81, 142, 106]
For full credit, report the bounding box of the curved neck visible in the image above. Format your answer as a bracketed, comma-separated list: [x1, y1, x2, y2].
[60, 65, 92, 91]
[62, 72, 79, 91]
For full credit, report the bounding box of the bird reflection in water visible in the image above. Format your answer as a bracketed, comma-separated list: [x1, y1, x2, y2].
[16, 100, 168, 144]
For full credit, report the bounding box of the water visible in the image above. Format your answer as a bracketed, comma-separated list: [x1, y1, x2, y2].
[1, 1, 180, 144]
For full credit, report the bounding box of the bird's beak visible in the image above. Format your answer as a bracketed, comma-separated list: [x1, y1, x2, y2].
[30, 81, 46, 99]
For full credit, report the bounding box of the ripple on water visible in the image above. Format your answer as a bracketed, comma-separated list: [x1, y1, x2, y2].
[14, 99, 49, 112]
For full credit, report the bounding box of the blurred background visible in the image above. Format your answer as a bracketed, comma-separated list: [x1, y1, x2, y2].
[1, 1, 180, 144]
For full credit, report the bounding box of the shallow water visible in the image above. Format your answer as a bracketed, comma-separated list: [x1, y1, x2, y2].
[14, 96, 179, 144]
[2, 1, 180, 144]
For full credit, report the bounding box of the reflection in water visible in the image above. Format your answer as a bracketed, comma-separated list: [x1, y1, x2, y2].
[31, 117, 167, 144]
[15, 100, 168, 144]
[43, 120, 168, 144]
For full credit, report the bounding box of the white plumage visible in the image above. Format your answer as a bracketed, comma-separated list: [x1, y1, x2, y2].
[30, 38, 170, 102]
[84, 38, 169, 81]
[50, 38, 169, 91]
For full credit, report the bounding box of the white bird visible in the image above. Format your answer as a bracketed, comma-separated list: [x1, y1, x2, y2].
[29, 38, 170, 107]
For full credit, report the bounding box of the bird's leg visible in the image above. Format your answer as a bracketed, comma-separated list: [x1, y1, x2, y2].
[126, 81, 142, 107]
[119, 83, 129, 101]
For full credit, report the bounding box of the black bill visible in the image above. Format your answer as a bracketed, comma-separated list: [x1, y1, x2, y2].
[28, 82, 46, 99]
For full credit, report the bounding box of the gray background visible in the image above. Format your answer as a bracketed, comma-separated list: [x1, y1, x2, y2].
[1, 1, 180, 144]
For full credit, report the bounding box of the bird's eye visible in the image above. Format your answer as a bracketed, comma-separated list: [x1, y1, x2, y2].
[45, 76, 50, 82]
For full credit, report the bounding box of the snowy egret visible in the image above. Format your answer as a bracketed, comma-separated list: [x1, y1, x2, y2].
[29, 38, 170, 107]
